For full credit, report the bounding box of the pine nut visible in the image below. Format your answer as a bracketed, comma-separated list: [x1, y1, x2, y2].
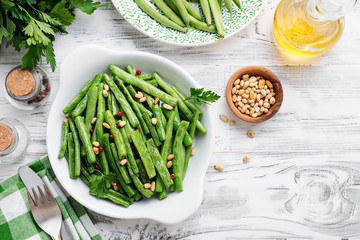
[103, 123, 111, 129]
[63, 118, 69, 123]
[229, 120, 236, 126]
[251, 113, 258, 118]
[118, 121, 126, 127]
[247, 130, 254, 138]
[259, 80, 265, 89]
[150, 181, 156, 192]
[113, 184, 119, 192]
[234, 79, 240, 85]
[255, 107, 260, 113]
[103, 90, 108, 98]
[232, 95, 237, 102]
[190, 147, 196, 156]
[93, 141, 100, 147]
[243, 81, 249, 89]
[65, 114, 70, 117]
[151, 118, 157, 125]
[249, 76, 257, 83]
[235, 85, 240, 90]
[93, 147, 99, 155]
[163, 104, 173, 110]
[139, 97, 147, 103]
[144, 183, 151, 189]
[135, 91, 143, 99]
[104, 84, 110, 91]
[261, 89, 266, 97]
[264, 108, 269, 113]
[166, 161, 173, 168]
[265, 80, 273, 89]
[91, 117, 97, 124]
[120, 159, 127, 166]
[242, 74, 249, 80]
[270, 97, 276, 105]
[219, 114, 228, 123]
[154, 97, 160, 105]
[242, 93, 249, 99]
[167, 154, 174, 160]
[264, 102, 270, 109]
[214, 165, 224, 171]
[242, 99, 248, 104]
[243, 155, 250, 162]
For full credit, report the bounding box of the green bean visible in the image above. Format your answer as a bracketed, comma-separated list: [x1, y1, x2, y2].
[125, 65, 135, 76]
[134, 0, 187, 32]
[104, 110, 127, 159]
[81, 163, 92, 182]
[152, 0, 186, 27]
[126, 84, 137, 97]
[162, 108, 193, 146]
[147, 79, 158, 87]
[110, 142, 131, 184]
[161, 110, 176, 162]
[170, 184, 176, 192]
[121, 111, 135, 144]
[209, 0, 224, 38]
[114, 77, 149, 135]
[58, 120, 69, 159]
[131, 131, 156, 178]
[142, 111, 162, 147]
[67, 133, 76, 178]
[155, 175, 164, 193]
[183, 110, 199, 178]
[153, 104, 166, 141]
[190, 15, 217, 33]
[139, 74, 154, 80]
[108, 189, 134, 205]
[109, 65, 178, 106]
[84, 86, 98, 133]
[224, 0, 232, 19]
[147, 139, 174, 188]
[92, 83, 105, 143]
[127, 162, 154, 198]
[106, 91, 113, 113]
[232, 0, 246, 14]
[135, 101, 153, 117]
[68, 118, 81, 177]
[158, 189, 168, 200]
[63, 80, 92, 114]
[136, 159, 151, 184]
[200, 0, 212, 25]
[153, 73, 206, 134]
[182, 0, 202, 21]
[111, 92, 121, 116]
[173, 0, 189, 27]
[90, 189, 130, 207]
[74, 116, 97, 164]
[118, 122, 139, 176]
[103, 74, 140, 128]
[71, 74, 103, 118]
[171, 86, 203, 119]
[102, 133, 135, 197]
[172, 121, 190, 191]
[80, 174, 91, 187]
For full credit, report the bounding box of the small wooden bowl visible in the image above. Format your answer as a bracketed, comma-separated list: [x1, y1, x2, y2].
[225, 66, 283, 123]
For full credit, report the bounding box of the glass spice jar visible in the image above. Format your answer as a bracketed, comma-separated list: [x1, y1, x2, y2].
[4, 65, 50, 110]
[0, 118, 30, 164]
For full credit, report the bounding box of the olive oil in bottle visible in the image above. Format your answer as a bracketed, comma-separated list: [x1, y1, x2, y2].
[273, 0, 357, 57]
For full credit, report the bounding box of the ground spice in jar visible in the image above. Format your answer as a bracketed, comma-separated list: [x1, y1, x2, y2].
[6, 69, 35, 96]
[0, 124, 13, 151]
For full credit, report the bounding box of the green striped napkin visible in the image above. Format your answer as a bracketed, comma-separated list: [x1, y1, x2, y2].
[0, 156, 102, 240]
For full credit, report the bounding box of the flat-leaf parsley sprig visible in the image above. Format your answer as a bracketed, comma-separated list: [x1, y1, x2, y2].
[186, 88, 221, 105]
[0, 0, 107, 72]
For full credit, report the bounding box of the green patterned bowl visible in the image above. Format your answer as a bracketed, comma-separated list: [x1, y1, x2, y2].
[112, 0, 266, 46]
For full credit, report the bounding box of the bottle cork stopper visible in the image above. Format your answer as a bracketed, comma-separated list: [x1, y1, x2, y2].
[0, 124, 13, 151]
[7, 69, 35, 96]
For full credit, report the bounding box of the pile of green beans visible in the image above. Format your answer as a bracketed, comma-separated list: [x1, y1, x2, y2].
[134, 0, 245, 38]
[58, 65, 206, 207]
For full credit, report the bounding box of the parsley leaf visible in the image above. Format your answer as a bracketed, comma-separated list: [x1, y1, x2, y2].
[186, 88, 221, 105]
[22, 44, 43, 70]
[89, 172, 117, 198]
[45, 42, 56, 72]
[70, 0, 108, 14]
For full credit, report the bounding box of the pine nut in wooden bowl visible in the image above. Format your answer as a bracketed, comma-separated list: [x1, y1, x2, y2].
[225, 66, 283, 123]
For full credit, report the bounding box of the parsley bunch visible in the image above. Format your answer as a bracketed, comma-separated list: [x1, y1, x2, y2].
[186, 88, 221, 105]
[0, 0, 106, 72]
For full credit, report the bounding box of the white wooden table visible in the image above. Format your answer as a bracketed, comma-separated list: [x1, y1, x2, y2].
[1, 0, 360, 239]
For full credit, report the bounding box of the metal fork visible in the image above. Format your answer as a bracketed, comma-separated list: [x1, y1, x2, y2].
[27, 185, 62, 240]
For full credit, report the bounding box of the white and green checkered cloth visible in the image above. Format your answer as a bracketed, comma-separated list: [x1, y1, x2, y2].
[0, 156, 102, 240]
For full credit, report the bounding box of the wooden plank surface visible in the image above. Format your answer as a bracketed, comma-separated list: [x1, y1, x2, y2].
[1, 0, 360, 239]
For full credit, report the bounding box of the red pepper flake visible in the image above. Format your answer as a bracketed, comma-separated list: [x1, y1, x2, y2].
[136, 128, 141, 132]
[109, 134, 114, 140]
[170, 173, 175, 179]
[90, 129, 94, 134]
[136, 70, 141, 75]
[99, 147, 103, 152]
[94, 164, 99, 169]
[118, 111, 123, 117]
[46, 85, 51, 91]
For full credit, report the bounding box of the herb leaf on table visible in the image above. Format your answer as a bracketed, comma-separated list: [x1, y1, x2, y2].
[186, 88, 221, 105]
[0, 0, 107, 72]
[90, 171, 117, 198]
